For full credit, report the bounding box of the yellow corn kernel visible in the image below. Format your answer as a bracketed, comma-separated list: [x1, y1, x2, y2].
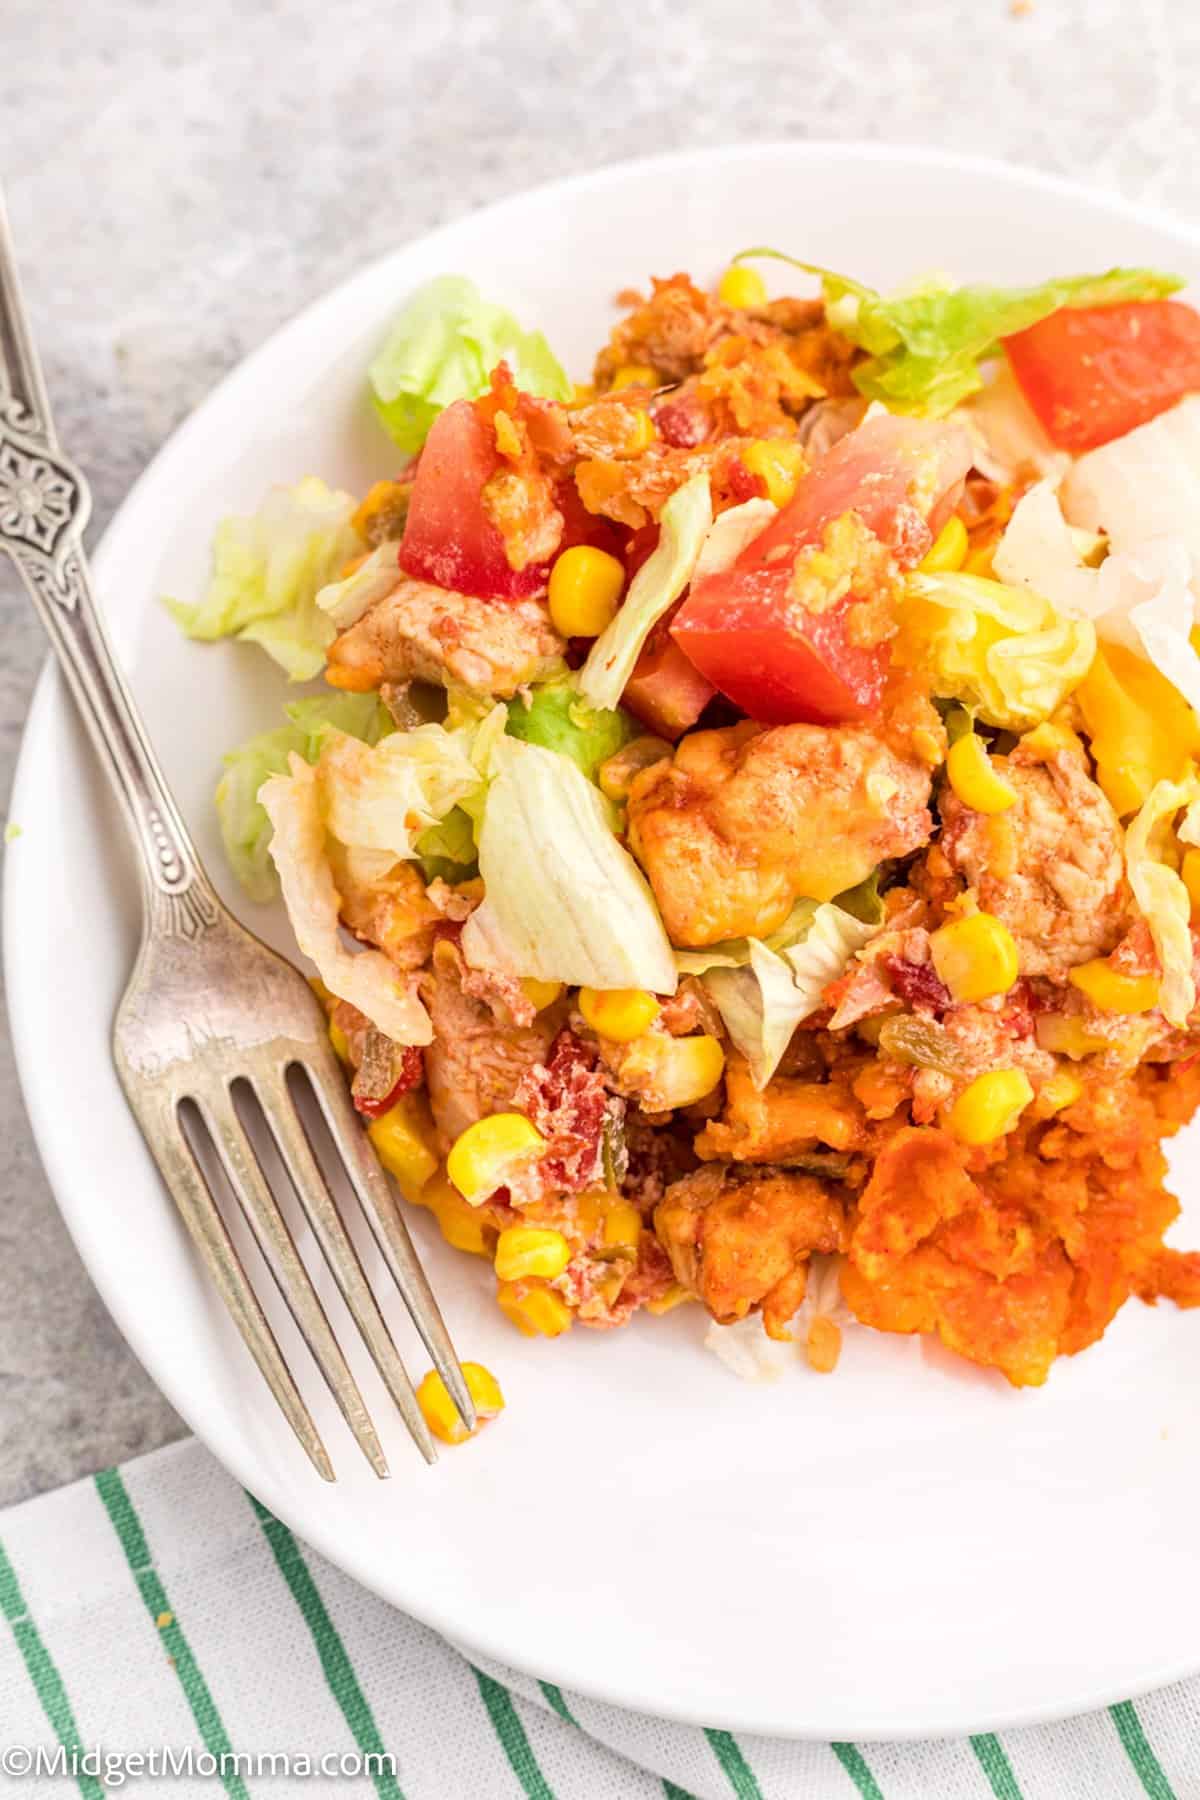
[422, 1172, 494, 1257]
[740, 438, 806, 508]
[930, 911, 1020, 1003]
[1076, 643, 1200, 817]
[948, 1069, 1034, 1146]
[623, 408, 657, 454]
[446, 1113, 546, 1205]
[911, 725, 945, 767]
[919, 514, 968, 573]
[578, 986, 661, 1043]
[497, 1280, 574, 1338]
[416, 1361, 504, 1446]
[646, 1283, 694, 1315]
[572, 1192, 607, 1237]
[1182, 848, 1200, 917]
[368, 1093, 439, 1202]
[619, 1032, 727, 1109]
[547, 545, 626, 639]
[717, 264, 768, 309]
[1021, 719, 1084, 759]
[328, 1019, 351, 1066]
[1067, 959, 1160, 1015]
[601, 1199, 642, 1252]
[520, 977, 564, 1012]
[946, 732, 1018, 814]
[611, 362, 658, 391]
[1040, 1068, 1083, 1113]
[570, 381, 597, 406]
[494, 1226, 571, 1282]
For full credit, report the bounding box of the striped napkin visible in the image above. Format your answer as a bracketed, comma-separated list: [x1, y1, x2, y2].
[0, 1439, 1194, 1799]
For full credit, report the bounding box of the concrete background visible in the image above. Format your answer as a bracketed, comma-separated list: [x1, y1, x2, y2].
[2, 0, 1198, 1503]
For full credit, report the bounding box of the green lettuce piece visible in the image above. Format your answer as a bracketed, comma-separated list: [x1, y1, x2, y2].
[416, 806, 479, 884]
[216, 694, 391, 902]
[165, 477, 360, 680]
[369, 275, 572, 453]
[505, 679, 635, 782]
[736, 252, 1183, 416]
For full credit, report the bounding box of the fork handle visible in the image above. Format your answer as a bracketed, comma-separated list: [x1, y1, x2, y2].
[0, 194, 220, 940]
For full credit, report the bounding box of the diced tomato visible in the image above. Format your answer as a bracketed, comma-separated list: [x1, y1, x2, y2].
[1004, 300, 1200, 451]
[398, 398, 548, 600]
[555, 479, 624, 558]
[670, 414, 972, 726]
[622, 522, 660, 582]
[623, 618, 716, 740]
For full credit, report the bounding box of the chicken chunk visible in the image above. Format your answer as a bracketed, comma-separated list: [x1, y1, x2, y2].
[326, 844, 437, 971]
[655, 1161, 849, 1336]
[326, 574, 565, 697]
[940, 746, 1129, 978]
[695, 1054, 866, 1163]
[421, 944, 559, 1146]
[628, 718, 935, 946]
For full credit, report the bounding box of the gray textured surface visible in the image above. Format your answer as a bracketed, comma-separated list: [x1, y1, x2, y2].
[1, 0, 1199, 1506]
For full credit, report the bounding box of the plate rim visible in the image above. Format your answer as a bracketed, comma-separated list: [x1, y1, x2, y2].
[9, 138, 1200, 1741]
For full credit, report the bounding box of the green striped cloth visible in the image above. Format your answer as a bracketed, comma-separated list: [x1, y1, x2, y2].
[0, 1440, 1194, 1799]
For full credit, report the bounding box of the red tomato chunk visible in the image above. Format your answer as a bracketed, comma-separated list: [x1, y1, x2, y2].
[1005, 300, 1200, 452]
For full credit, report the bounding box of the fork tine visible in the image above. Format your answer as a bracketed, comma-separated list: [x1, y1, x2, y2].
[255, 1071, 439, 1464]
[198, 1094, 391, 1479]
[132, 1097, 335, 1482]
[302, 1054, 477, 1432]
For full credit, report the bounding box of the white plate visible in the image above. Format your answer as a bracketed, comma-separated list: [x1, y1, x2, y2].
[9, 143, 1200, 1741]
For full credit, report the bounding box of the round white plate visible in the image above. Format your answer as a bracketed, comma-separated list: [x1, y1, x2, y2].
[9, 144, 1200, 1741]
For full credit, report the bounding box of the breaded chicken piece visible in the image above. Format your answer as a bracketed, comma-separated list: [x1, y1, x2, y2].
[695, 1054, 866, 1162]
[627, 718, 935, 946]
[325, 845, 438, 971]
[326, 574, 565, 697]
[940, 746, 1130, 978]
[655, 1161, 849, 1336]
[421, 946, 559, 1147]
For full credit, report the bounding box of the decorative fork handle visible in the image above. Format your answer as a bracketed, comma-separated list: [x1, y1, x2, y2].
[0, 189, 220, 941]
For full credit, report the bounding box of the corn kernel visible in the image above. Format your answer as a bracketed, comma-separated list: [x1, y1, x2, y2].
[919, 514, 968, 573]
[497, 1280, 573, 1338]
[547, 545, 626, 639]
[646, 1283, 694, 1315]
[1021, 719, 1084, 759]
[520, 977, 564, 1012]
[1183, 848, 1200, 917]
[618, 1031, 727, 1109]
[740, 438, 806, 508]
[578, 986, 661, 1043]
[1067, 959, 1160, 1015]
[572, 1192, 607, 1237]
[570, 381, 597, 406]
[611, 362, 658, 391]
[421, 1172, 494, 1257]
[446, 1113, 546, 1205]
[930, 911, 1020, 1003]
[623, 408, 657, 454]
[948, 1069, 1034, 1145]
[717, 264, 768, 309]
[1040, 1069, 1083, 1113]
[416, 1361, 504, 1446]
[368, 1093, 439, 1201]
[946, 732, 1018, 814]
[911, 725, 945, 767]
[601, 1200, 642, 1252]
[329, 1020, 351, 1066]
[494, 1226, 571, 1282]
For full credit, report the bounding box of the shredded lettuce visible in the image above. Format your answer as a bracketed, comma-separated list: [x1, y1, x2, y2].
[1062, 395, 1200, 563]
[901, 570, 1096, 728]
[701, 904, 879, 1088]
[260, 756, 432, 1045]
[216, 694, 392, 902]
[1124, 775, 1200, 1027]
[415, 806, 478, 883]
[461, 736, 676, 992]
[578, 473, 713, 711]
[318, 721, 487, 859]
[369, 275, 572, 454]
[505, 678, 635, 782]
[736, 252, 1181, 417]
[316, 542, 401, 631]
[165, 477, 359, 680]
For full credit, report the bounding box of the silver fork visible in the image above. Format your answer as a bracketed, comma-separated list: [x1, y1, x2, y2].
[0, 189, 473, 1478]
